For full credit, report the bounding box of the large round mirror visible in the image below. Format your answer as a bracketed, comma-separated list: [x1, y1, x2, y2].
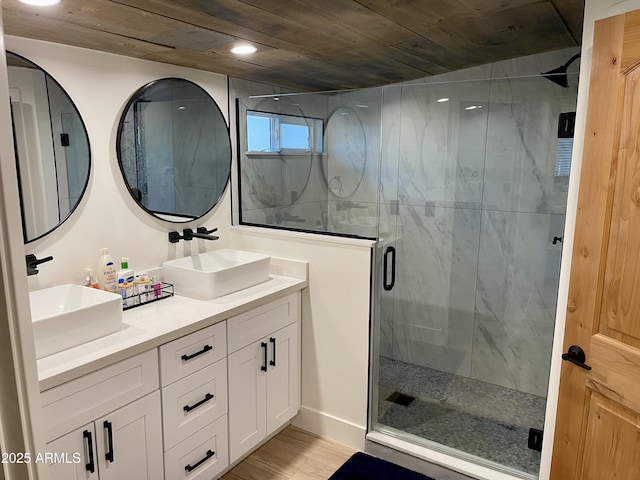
[323, 106, 366, 198]
[7, 52, 91, 243]
[117, 78, 231, 222]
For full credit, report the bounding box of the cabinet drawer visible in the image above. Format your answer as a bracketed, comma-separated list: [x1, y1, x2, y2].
[162, 359, 228, 450]
[160, 322, 226, 386]
[41, 349, 159, 443]
[164, 415, 229, 480]
[227, 292, 300, 353]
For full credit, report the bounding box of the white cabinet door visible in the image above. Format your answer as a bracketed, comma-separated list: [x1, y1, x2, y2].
[228, 321, 300, 464]
[95, 391, 163, 480]
[46, 424, 99, 480]
[228, 340, 267, 463]
[266, 322, 299, 435]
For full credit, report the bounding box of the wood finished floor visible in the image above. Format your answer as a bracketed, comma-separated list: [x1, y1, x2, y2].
[221, 426, 356, 480]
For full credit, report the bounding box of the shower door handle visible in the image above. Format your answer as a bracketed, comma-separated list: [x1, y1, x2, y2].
[383, 246, 396, 291]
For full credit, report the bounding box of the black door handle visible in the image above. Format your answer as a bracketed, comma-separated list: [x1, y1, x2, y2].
[270, 337, 276, 367]
[261, 342, 268, 372]
[561, 345, 592, 370]
[104, 421, 114, 463]
[383, 246, 396, 291]
[553, 236, 563, 245]
[83, 429, 95, 473]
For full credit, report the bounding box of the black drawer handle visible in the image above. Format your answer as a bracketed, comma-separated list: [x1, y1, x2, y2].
[184, 449, 215, 472]
[103, 420, 114, 463]
[183, 393, 214, 412]
[270, 337, 276, 367]
[181, 344, 213, 362]
[261, 342, 268, 372]
[83, 430, 95, 473]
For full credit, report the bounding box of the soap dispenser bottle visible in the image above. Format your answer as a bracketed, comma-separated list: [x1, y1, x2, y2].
[117, 257, 134, 285]
[97, 248, 118, 293]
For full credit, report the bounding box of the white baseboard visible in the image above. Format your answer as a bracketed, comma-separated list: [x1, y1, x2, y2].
[292, 406, 366, 450]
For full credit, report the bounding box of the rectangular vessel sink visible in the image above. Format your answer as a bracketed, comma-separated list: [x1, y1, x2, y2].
[163, 249, 271, 300]
[30, 284, 123, 359]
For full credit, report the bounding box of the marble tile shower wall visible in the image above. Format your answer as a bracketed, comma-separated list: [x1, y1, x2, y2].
[380, 47, 579, 397]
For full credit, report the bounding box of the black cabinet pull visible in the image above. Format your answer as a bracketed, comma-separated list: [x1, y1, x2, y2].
[261, 342, 268, 372]
[383, 246, 396, 291]
[183, 393, 214, 412]
[104, 420, 114, 463]
[561, 345, 592, 370]
[83, 430, 95, 473]
[181, 344, 213, 362]
[184, 449, 215, 472]
[270, 337, 276, 367]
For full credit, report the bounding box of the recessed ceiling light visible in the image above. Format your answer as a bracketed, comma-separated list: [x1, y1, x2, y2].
[231, 44, 257, 55]
[465, 105, 478, 110]
[356, 104, 369, 108]
[177, 106, 186, 110]
[437, 98, 449, 103]
[19, 0, 60, 5]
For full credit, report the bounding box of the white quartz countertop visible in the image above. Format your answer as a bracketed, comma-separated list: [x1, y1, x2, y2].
[37, 267, 307, 391]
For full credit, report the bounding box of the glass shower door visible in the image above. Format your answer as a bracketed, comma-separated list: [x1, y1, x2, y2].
[370, 71, 576, 479]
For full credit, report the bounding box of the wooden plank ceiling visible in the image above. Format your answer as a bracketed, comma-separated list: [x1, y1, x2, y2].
[1, 0, 583, 91]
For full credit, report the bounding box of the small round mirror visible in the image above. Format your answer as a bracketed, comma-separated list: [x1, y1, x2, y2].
[117, 78, 231, 221]
[323, 106, 366, 198]
[7, 51, 91, 243]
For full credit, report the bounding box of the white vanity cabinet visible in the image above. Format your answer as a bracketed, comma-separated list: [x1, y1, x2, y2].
[227, 292, 301, 463]
[160, 322, 229, 480]
[41, 350, 163, 480]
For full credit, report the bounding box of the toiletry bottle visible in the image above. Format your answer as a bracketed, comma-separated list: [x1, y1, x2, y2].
[80, 268, 99, 288]
[151, 275, 162, 298]
[119, 277, 135, 307]
[134, 271, 152, 303]
[117, 257, 135, 286]
[97, 248, 118, 293]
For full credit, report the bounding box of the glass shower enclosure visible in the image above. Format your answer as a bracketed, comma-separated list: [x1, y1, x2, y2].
[370, 57, 578, 479]
[234, 47, 580, 480]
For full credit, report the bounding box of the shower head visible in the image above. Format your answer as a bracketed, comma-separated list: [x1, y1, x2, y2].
[541, 53, 581, 88]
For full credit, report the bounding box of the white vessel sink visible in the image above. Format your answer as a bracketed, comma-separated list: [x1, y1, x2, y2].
[163, 249, 271, 300]
[30, 284, 123, 359]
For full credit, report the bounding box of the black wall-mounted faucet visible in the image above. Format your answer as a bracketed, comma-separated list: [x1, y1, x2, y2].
[26, 253, 53, 276]
[169, 227, 219, 243]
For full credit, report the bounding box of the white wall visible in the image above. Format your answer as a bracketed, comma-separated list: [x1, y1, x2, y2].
[228, 227, 373, 449]
[540, 1, 640, 479]
[5, 36, 233, 290]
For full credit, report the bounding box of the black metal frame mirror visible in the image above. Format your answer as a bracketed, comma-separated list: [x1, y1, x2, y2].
[116, 78, 231, 222]
[7, 51, 91, 243]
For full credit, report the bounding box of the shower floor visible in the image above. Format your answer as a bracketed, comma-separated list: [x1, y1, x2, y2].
[377, 357, 546, 476]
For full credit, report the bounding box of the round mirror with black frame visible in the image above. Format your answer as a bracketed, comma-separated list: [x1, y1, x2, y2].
[322, 106, 366, 199]
[117, 78, 231, 222]
[7, 51, 91, 243]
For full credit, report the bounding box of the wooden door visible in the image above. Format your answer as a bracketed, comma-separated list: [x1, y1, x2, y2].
[95, 392, 163, 480]
[551, 9, 640, 480]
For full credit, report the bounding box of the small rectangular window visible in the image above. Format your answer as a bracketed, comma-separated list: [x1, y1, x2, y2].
[246, 110, 322, 155]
